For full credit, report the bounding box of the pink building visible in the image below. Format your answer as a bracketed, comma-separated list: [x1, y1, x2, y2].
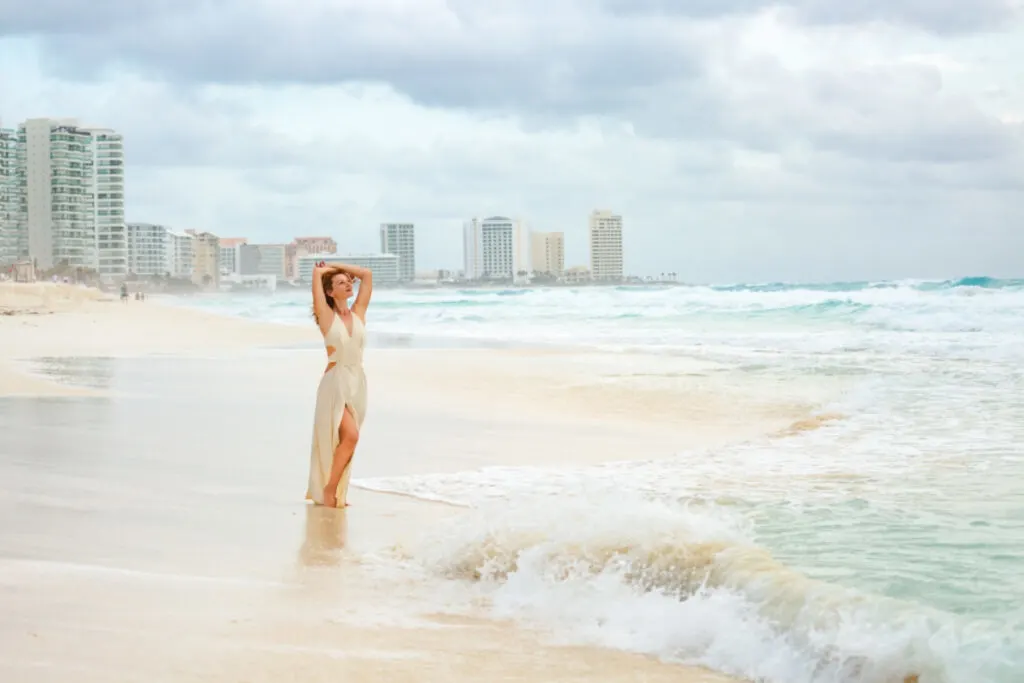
[286, 237, 337, 280]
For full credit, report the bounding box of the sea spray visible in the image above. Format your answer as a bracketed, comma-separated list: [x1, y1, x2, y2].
[179, 277, 1024, 356]
[406, 498, 1008, 683]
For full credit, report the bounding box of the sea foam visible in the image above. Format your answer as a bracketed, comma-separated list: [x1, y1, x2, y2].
[399, 498, 1016, 683]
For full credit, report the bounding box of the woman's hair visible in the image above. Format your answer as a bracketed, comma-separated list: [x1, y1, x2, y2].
[322, 269, 339, 310]
[312, 269, 341, 323]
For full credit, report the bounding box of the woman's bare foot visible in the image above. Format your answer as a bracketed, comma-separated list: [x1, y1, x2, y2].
[323, 487, 337, 508]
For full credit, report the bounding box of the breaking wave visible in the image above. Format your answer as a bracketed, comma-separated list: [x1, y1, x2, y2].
[405, 499, 1019, 683]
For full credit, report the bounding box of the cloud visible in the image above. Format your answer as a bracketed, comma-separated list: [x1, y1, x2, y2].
[10, 0, 1020, 107]
[601, 0, 1021, 33]
[5, 0, 1018, 40]
[12, 0, 703, 122]
[0, 0, 205, 34]
[15, 0, 1018, 163]
[1, 0, 1023, 281]
[705, 59, 1023, 165]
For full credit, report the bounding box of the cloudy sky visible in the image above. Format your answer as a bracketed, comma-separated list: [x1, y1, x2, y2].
[2, 0, 1023, 282]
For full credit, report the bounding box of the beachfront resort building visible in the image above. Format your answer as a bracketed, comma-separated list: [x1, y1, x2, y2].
[564, 265, 592, 284]
[0, 125, 21, 266]
[22, 119, 96, 272]
[216, 235, 336, 281]
[87, 127, 128, 279]
[529, 231, 565, 278]
[125, 224, 221, 286]
[286, 236, 337, 280]
[379, 223, 415, 283]
[126, 222, 170, 276]
[588, 209, 623, 282]
[513, 221, 530, 280]
[0, 118, 129, 278]
[462, 217, 483, 279]
[218, 237, 247, 275]
[481, 217, 515, 279]
[239, 243, 287, 278]
[297, 253, 400, 285]
[462, 216, 528, 281]
[190, 231, 220, 289]
[165, 230, 194, 278]
[293, 236, 337, 255]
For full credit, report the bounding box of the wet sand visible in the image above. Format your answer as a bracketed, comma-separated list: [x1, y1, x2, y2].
[0, 355, 738, 683]
[0, 285, 816, 682]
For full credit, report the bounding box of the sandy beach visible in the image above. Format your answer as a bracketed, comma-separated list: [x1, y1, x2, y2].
[0, 282, 836, 683]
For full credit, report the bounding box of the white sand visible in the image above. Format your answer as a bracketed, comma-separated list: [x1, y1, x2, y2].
[0, 282, 312, 360]
[0, 282, 821, 683]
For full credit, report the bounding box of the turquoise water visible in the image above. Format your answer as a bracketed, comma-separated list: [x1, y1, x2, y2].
[190, 277, 1024, 682]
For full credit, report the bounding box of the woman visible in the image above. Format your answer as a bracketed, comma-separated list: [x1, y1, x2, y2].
[307, 260, 373, 508]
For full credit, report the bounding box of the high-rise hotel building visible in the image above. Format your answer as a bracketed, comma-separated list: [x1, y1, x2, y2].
[125, 222, 170, 276]
[529, 231, 565, 278]
[23, 118, 95, 271]
[0, 118, 127, 279]
[88, 127, 128, 278]
[463, 216, 528, 280]
[0, 125, 21, 266]
[379, 222, 415, 282]
[588, 209, 623, 282]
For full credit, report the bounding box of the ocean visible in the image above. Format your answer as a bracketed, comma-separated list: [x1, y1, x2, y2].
[185, 276, 1024, 683]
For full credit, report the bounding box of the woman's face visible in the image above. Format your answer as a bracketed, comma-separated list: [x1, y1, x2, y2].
[330, 272, 354, 300]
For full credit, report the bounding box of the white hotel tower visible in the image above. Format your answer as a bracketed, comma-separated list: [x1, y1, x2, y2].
[463, 216, 528, 281]
[5, 118, 128, 278]
[588, 209, 623, 282]
[125, 222, 170, 276]
[0, 125, 21, 265]
[379, 222, 415, 282]
[87, 127, 128, 278]
[23, 118, 96, 271]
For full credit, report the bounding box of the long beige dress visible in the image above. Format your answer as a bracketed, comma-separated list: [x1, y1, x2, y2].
[306, 312, 368, 507]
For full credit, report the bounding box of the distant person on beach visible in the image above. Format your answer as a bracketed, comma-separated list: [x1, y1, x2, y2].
[306, 260, 373, 508]
[120, 283, 128, 303]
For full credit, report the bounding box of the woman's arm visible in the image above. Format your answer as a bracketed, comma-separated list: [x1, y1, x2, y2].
[311, 262, 336, 336]
[335, 263, 373, 320]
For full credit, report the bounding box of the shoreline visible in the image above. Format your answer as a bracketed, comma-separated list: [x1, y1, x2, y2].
[0, 282, 835, 683]
[0, 283, 828, 440]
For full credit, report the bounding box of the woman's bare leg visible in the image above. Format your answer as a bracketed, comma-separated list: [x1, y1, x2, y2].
[323, 407, 359, 508]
